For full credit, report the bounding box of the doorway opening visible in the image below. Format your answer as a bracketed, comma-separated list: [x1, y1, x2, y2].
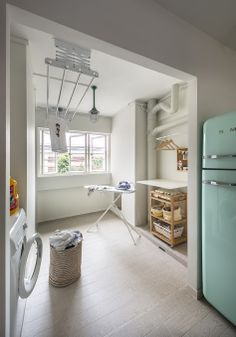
[8, 7, 197, 337]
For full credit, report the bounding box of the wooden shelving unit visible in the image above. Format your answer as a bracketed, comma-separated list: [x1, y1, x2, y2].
[150, 191, 187, 247]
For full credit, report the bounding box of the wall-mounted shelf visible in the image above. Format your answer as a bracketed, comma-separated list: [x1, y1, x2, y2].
[137, 179, 187, 190]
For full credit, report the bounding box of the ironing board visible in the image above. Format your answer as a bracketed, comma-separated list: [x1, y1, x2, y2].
[84, 185, 141, 245]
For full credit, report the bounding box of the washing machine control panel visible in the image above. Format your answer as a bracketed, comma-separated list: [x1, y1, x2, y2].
[10, 209, 27, 256]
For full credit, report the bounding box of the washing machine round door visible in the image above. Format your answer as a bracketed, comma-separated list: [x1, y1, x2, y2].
[19, 233, 43, 299]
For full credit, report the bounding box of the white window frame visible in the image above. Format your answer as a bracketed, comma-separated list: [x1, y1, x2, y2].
[37, 127, 111, 177]
[87, 133, 110, 173]
[69, 132, 86, 174]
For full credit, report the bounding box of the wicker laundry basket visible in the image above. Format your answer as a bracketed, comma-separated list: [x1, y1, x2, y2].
[49, 242, 82, 287]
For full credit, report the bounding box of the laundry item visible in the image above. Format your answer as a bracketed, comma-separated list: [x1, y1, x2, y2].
[116, 181, 131, 190]
[49, 230, 83, 251]
[86, 185, 111, 196]
[48, 114, 68, 153]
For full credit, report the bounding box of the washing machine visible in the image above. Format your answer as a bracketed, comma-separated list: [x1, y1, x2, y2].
[10, 209, 43, 337]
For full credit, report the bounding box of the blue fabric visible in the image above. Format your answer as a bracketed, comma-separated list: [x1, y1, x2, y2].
[116, 181, 131, 190]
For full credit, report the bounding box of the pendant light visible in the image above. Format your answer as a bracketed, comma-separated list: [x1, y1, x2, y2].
[89, 85, 100, 122]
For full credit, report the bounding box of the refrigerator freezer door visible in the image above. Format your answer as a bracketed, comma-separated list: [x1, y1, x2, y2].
[203, 111, 236, 169]
[202, 170, 236, 325]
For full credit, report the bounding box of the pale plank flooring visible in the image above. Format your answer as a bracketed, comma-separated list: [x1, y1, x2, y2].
[138, 226, 187, 266]
[21, 212, 236, 337]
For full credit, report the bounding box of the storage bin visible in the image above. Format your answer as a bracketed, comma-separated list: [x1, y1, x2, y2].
[153, 221, 184, 239]
[153, 189, 186, 202]
[49, 242, 82, 287]
[151, 205, 163, 218]
[162, 206, 182, 221]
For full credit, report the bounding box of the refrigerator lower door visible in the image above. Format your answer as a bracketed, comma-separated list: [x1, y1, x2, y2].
[202, 170, 236, 325]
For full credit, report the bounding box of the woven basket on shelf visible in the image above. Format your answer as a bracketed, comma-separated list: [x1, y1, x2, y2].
[151, 206, 163, 218]
[153, 189, 186, 202]
[162, 207, 182, 222]
[49, 243, 82, 287]
[153, 222, 184, 239]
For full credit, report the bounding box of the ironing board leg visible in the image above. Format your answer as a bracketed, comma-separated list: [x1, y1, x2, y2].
[112, 205, 141, 245]
[87, 193, 141, 245]
[87, 194, 121, 233]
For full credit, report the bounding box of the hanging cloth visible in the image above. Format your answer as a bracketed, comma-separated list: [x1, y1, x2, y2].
[48, 114, 68, 153]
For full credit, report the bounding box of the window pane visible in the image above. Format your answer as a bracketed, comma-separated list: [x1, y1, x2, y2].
[70, 134, 86, 172]
[42, 131, 57, 174]
[39, 129, 109, 175]
[89, 134, 106, 172]
[57, 153, 70, 174]
[91, 153, 105, 171]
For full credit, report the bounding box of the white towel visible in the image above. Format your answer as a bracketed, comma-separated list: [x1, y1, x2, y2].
[48, 114, 68, 153]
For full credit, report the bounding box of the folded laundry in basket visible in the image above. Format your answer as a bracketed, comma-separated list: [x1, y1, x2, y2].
[49, 230, 83, 251]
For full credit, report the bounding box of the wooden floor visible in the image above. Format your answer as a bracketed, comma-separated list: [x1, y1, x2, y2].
[138, 226, 187, 267]
[21, 212, 236, 337]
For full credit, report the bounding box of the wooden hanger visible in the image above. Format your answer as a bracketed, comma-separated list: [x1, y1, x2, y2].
[156, 138, 180, 151]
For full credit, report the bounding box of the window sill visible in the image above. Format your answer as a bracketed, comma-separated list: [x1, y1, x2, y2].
[37, 171, 111, 178]
[36, 172, 112, 191]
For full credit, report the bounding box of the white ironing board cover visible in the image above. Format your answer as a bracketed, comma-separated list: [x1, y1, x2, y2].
[84, 185, 135, 194]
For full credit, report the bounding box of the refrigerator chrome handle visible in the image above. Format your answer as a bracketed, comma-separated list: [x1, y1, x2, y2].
[202, 180, 236, 187]
[203, 154, 236, 159]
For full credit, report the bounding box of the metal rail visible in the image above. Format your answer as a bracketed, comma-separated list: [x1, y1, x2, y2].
[64, 73, 81, 118]
[44, 40, 99, 121]
[46, 64, 50, 116]
[203, 154, 236, 159]
[33, 72, 89, 87]
[56, 69, 67, 116]
[202, 180, 236, 187]
[70, 76, 95, 121]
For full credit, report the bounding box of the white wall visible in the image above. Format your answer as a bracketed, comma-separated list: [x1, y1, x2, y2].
[10, 37, 36, 235]
[36, 109, 112, 222]
[134, 102, 148, 226]
[10, 39, 27, 211]
[156, 87, 188, 182]
[36, 108, 112, 133]
[26, 41, 36, 237]
[0, 3, 10, 336]
[111, 103, 136, 225]
[10, 38, 35, 337]
[2, 3, 236, 329]
[111, 101, 147, 226]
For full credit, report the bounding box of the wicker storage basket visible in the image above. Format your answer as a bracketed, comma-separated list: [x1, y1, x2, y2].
[49, 242, 82, 287]
[162, 206, 182, 221]
[153, 189, 186, 202]
[151, 205, 163, 218]
[153, 222, 184, 239]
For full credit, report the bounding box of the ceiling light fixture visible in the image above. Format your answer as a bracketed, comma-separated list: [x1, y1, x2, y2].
[89, 85, 100, 123]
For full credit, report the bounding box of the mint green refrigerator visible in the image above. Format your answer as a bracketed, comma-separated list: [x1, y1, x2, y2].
[202, 111, 236, 325]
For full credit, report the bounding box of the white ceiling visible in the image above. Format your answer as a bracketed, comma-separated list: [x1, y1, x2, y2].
[154, 0, 236, 51]
[12, 24, 182, 116]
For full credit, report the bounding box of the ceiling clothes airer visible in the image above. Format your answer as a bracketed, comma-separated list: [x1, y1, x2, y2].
[45, 39, 99, 153]
[89, 85, 100, 122]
